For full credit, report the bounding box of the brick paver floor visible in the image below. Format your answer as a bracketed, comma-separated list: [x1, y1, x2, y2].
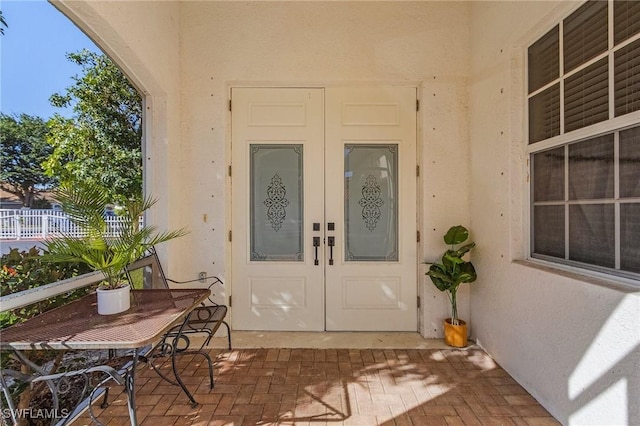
[73, 348, 559, 425]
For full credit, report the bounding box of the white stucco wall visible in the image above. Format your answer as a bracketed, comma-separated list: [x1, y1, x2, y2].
[53, 1, 639, 423]
[177, 1, 472, 335]
[469, 1, 640, 424]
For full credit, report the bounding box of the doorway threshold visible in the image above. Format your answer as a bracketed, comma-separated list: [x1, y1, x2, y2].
[206, 331, 449, 350]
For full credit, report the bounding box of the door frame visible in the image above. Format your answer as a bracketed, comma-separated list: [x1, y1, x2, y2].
[225, 83, 424, 331]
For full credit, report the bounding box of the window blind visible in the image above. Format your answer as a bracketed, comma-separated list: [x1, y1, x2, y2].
[568, 204, 615, 268]
[564, 58, 609, 133]
[568, 134, 614, 200]
[614, 0, 640, 45]
[563, 0, 608, 73]
[533, 147, 565, 202]
[533, 205, 565, 258]
[614, 38, 640, 117]
[528, 25, 559, 93]
[619, 126, 640, 198]
[529, 85, 560, 144]
[621, 203, 640, 273]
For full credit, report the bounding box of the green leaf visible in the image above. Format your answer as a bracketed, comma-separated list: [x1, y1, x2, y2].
[443, 252, 465, 265]
[451, 242, 476, 258]
[458, 262, 477, 283]
[426, 264, 454, 292]
[443, 225, 469, 246]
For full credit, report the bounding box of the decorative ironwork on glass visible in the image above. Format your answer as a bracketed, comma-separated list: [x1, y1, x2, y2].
[344, 144, 398, 261]
[358, 174, 384, 231]
[263, 174, 289, 231]
[250, 144, 304, 261]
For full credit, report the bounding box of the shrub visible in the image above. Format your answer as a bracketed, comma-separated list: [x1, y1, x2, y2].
[1, 246, 95, 424]
[0, 246, 93, 328]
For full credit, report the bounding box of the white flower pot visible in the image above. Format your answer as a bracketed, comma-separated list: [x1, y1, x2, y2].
[96, 285, 131, 315]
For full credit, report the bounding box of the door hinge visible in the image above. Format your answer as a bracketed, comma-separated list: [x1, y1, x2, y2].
[417, 230, 420, 243]
[229, 295, 232, 307]
[228, 99, 232, 111]
[417, 296, 421, 308]
[228, 165, 232, 177]
[228, 230, 232, 242]
[416, 165, 420, 177]
[416, 99, 420, 111]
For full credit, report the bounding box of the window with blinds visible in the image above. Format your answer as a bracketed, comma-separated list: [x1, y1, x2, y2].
[528, 1, 640, 281]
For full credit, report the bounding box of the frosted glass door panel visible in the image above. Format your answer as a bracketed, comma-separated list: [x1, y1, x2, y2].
[250, 144, 303, 261]
[344, 144, 398, 261]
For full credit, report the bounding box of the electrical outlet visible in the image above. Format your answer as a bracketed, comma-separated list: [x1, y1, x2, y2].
[198, 272, 207, 283]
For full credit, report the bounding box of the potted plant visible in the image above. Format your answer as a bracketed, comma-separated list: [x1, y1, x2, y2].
[43, 182, 186, 315]
[426, 225, 477, 347]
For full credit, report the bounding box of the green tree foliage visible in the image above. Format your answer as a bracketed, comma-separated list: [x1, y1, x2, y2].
[45, 50, 142, 204]
[0, 113, 55, 207]
[0, 10, 8, 35]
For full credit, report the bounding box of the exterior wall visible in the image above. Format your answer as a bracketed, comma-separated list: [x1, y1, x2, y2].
[49, 1, 640, 422]
[469, 1, 640, 424]
[52, 0, 183, 267]
[178, 1, 472, 336]
[55, 1, 473, 337]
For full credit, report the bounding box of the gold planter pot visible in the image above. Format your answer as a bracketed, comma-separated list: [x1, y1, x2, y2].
[444, 318, 468, 347]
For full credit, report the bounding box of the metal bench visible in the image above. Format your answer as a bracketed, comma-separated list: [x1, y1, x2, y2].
[125, 248, 232, 351]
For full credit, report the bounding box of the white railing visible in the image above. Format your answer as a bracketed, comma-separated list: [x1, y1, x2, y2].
[0, 271, 103, 312]
[0, 209, 142, 240]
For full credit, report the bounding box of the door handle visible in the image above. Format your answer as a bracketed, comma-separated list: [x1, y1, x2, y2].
[313, 237, 320, 266]
[328, 236, 335, 265]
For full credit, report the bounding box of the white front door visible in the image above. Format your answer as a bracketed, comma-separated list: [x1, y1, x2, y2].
[231, 86, 417, 331]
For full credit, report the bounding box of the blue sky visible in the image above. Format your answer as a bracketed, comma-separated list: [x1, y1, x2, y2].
[0, 0, 100, 119]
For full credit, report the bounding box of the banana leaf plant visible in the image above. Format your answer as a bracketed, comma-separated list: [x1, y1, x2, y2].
[426, 225, 477, 325]
[43, 182, 186, 290]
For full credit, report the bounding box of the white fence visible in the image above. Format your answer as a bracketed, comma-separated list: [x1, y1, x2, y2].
[0, 209, 141, 240]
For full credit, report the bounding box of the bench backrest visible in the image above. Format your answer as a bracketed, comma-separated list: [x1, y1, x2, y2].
[125, 249, 169, 290]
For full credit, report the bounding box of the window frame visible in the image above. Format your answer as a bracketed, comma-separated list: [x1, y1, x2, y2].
[525, 0, 640, 284]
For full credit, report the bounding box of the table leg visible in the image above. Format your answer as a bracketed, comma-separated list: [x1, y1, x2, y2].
[0, 372, 19, 425]
[125, 349, 139, 426]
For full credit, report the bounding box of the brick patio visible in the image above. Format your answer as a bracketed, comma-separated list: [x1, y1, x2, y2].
[73, 347, 559, 425]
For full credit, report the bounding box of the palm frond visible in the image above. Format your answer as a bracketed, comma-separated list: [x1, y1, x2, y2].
[43, 183, 187, 289]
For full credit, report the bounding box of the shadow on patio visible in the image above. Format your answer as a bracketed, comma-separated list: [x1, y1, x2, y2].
[74, 346, 559, 425]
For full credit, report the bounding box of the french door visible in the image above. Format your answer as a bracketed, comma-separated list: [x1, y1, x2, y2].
[231, 87, 417, 331]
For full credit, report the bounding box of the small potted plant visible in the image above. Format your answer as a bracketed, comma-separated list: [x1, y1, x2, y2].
[426, 225, 477, 347]
[43, 182, 186, 315]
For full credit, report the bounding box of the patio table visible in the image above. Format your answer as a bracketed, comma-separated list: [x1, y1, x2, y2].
[0, 288, 210, 426]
